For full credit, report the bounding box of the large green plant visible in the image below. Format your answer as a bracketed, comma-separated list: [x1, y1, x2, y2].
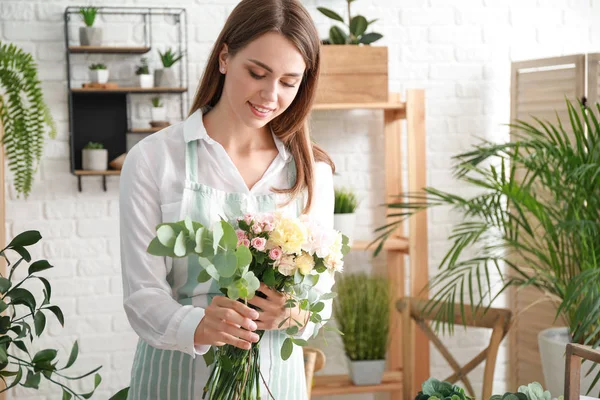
[0, 41, 56, 198]
[318, 0, 383, 45]
[333, 273, 389, 360]
[372, 100, 600, 391]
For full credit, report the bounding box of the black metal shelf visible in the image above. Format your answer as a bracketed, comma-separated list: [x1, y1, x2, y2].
[64, 6, 189, 192]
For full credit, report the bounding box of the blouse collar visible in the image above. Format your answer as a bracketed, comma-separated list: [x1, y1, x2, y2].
[183, 108, 290, 161]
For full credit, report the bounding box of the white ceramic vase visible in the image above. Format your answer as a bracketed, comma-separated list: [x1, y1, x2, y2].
[151, 106, 167, 122]
[79, 27, 102, 46]
[333, 213, 356, 244]
[347, 358, 386, 386]
[82, 149, 108, 171]
[154, 68, 177, 87]
[89, 69, 108, 84]
[538, 327, 597, 397]
[138, 74, 154, 88]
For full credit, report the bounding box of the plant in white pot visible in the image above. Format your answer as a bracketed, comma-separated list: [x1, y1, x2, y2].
[88, 63, 108, 84]
[79, 7, 102, 46]
[333, 187, 358, 245]
[82, 141, 107, 171]
[155, 48, 183, 88]
[372, 99, 600, 396]
[333, 272, 390, 385]
[150, 97, 167, 124]
[135, 57, 153, 88]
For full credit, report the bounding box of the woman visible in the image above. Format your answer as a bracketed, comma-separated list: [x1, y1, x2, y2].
[119, 0, 336, 398]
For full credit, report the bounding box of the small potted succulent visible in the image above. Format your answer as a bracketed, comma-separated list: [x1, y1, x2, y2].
[150, 97, 167, 123]
[155, 48, 183, 87]
[334, 187, 359, 244]
[415, 378, 472, 400]
[135, 57, 153, 88]
[88, 63, 108, 84]
[333, 273, 390, 385]
[79, 7, 102, 46]
[82, 141, 107, 171]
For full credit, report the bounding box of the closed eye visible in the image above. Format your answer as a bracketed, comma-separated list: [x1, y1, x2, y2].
[249, 70, 296, 88]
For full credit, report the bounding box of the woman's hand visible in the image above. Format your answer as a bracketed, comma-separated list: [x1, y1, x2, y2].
[194, 296, 260, 350]
[248, 283, 309, 331]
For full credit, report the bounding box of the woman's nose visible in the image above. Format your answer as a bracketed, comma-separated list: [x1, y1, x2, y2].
[261, 80, 277, 103]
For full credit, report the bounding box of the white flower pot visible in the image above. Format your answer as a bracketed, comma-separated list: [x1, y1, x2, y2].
[82, 149, 108, 171]
[151, 106, 167, 122]
[347, 358, 386, 386]
[334, 213, 356, 244]
[89, 69, 109, 84]
[138, 74, 154, 88]
[538, 327, 597, 397]
[79, 27, 102, 46]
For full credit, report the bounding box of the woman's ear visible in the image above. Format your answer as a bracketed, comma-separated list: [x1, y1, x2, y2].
[218, 43, 229, 73]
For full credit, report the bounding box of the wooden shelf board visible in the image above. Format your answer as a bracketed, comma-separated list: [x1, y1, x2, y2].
[313, 99, 405, 111]
[74, 170, 121, 176]
[351, 237, 408, 252]
[71, 87, 187, 93]
[312, 370, 402, 396]
[69, 46, 151, 54]
[129, 128, 162, 133]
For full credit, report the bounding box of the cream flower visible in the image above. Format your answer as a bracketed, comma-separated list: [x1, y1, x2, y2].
[296, 251, 315, 275]
[275, 254, 297, 276]
[268, 216, 307, 255]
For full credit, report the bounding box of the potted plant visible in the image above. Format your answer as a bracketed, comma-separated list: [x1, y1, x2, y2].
[82, 141, 107, 171]
[316, 0, 386, 103]
[373, 99, 600, 396]
[334, 187, 359, 244]
[155, 48, 183, 87]
[79, 7, 102, 46]
[135, 57, 153, 88]
[88, 63, 108, 84]
[333, 273, 389, 385]
[416, 378, 562, 400]
[150, 97, 167, 123]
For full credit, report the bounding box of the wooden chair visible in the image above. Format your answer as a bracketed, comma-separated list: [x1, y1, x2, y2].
[565, 343, 600, 400]
[303, 346, 326, 398]
[398, 297, 512, 400]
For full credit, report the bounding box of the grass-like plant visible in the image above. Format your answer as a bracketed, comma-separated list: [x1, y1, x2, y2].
[318, 0, 383, 45]
[88, 63, 106, 70]
[79, 7, 98, 28]
[334, 187, 359, 214]
[151, 97, 163, 108]
[83, 141, 103, 150]
[372, 99, 600, 393]
[158, 48, 183, 68]
[0, 41, 56, 198]
[333, 273, 390, 360]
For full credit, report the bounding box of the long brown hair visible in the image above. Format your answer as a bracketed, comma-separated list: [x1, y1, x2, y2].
[188, 0, 335, 214]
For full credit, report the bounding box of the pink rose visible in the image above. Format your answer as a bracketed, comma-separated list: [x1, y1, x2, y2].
[244, 213, 253, 225]
[251, 237, 267, 251]
[236, 229, 247, 240]
[268, 247, 282, 260]
[262, 221, 274, 232]
[242, 238, 251, 247]
[252, 224, 262, 234]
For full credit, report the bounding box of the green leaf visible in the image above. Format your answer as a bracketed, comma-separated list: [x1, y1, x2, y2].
[0, 345, 7, 364]
[81, 373, 102, 399]
[286, 326, 299, 335]
[236, 245, 252, 268]
[359, 32, 383, 44]
[263, 268, 276, 287]
[47, 306, 65, 326]
[219, 354, 233, 371]
[38, 276, 52, 304]
[281, 337, 293, 360]
[311, 302, 325, 313]
[349, 16, 368, 37]
[32, 348, 57, 364]
[0, 300, 8, 314]
[64, 340, 79, 369]
[329, 26, 347, 44]
[34, 311, 46, 336]
[214, 250, 237, 278]
[317, 7, 345, 23]
[8, 287, 36, 313]
[320, 292, 337, 301]
[157, 225, 177, 248]
[0, 278, 11, 294]
[174, 231, 187, 257]
[8, 230, 41, 248]
[13, 340, 28, 354]
[23, 371, 41, 389]
[108, 387, 130, 400]
[12, 246, 31, 262]
[292, 339, 308, 346]
[197, 267, 212, 283]
[28, 260, 53, 275]
[194, 227, 205, 253]
[220, 221, 238, 250]
[147, 237, 173, 257]
[244, 271, 260, 294]
[202, 347, 215, 367]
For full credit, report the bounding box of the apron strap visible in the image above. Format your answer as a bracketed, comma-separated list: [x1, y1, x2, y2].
[185, 140, 198, 183]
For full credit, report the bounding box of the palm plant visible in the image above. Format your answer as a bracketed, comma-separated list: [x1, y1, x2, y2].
[0, 41, 56, 198]
[372, 99, 600, 385]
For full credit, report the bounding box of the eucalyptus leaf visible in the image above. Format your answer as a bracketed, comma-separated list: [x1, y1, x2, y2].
[281, 337, 293, 360]
[214, 250, 237, 278]
[174, 231, 187, 257]
[195, 227, 205, 253]
[157, 225, 176, 248]
[236, 245, 252, 269]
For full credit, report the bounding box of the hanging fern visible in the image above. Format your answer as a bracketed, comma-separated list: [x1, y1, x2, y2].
[0, 41, 56, 198]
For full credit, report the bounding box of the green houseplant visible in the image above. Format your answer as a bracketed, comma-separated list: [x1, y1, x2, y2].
[155, 48, 183, 87]
[0, 41, 56, 198]
[82, 141, 107, 171]
[333, 187, 359, 244]
[135, 57, 153, 88]
[79, 7, 102, 46]
[333, 273, 390, 385]
[417, 378, 562, 400]
[372, 100, 600, 395]
[150, 97, 166, 123]
[317, 0, 383, 45]
[88, 63, 108, 84]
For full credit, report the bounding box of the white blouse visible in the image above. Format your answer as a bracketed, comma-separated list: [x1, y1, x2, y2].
[119, 111, 335, 358]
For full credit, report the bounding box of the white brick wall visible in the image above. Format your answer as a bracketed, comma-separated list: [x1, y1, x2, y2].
[1, 0, 597, 398]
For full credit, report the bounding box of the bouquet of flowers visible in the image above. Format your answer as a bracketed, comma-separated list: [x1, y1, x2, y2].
[147, 212, 349, 400]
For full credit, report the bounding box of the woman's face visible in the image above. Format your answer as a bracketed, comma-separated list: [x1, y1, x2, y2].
[219, 31, 307, 129]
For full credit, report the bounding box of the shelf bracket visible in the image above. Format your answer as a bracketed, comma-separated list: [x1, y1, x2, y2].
[77, 176, 82, 192]
[77, 175, 108, 192]
[103, 175, 107, 192]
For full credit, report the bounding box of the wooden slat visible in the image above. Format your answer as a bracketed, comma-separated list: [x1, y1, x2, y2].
[74, 170, 121, 176]
[312, 371, 402, 396]
[129, 128, 162, 133]
[313, 100, 405, 111]
[351, 238, 408, 252]
[71, 87, 187, 93]
[68, 46, 151, 54]
[565, 344, 600, 400]
[518, 68, 576, 84]
[321, 45, 388, 75]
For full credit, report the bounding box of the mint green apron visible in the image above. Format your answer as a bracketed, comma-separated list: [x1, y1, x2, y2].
[127, 138, 308, 399]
